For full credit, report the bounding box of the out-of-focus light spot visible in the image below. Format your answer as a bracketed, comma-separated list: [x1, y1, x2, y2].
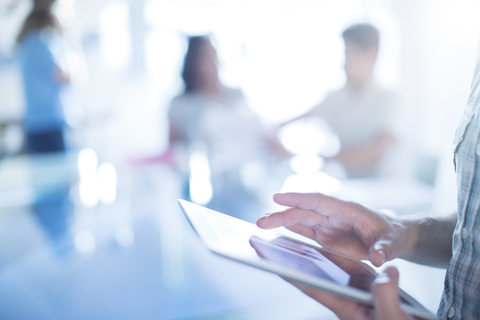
[78, 148, 98, 178]
[99, 0, 131, 69]
[79, 178, 99, 208]
[189, 147, 212, 205]
[75, 230, 96, 254]
[189, 175, 213, 205]
[78, 148, 99, 207]
[97, 163, 117, 204]
[116, 227, 134, 247]
[189, 150, 211, 177]
[289, 155, 324, 175]
[281, 172, 341, 195]
[279, 118, 340, 156]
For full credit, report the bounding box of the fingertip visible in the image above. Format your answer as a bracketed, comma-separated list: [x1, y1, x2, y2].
[369, 246, 386, 267]
[384, 266, 399, 281]
[373, 267, 399, 288]
[272, 192, 284, 202]
[371, 266, 406, 320]
[370, 240, 394, 267]
[256, 217, 268, 228]
[256, 212, 274, 228]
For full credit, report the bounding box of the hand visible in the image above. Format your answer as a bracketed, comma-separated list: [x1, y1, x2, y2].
[256, 192, 408, 267]
[287, 266, 413, 320]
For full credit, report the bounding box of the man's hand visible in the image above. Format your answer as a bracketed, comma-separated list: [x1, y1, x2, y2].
[288, 266, 413, 320]
[256, 192, 408, 267]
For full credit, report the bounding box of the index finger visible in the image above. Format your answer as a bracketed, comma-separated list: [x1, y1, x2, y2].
[273, 192, 360, 218]
[256, 207, 329, 229]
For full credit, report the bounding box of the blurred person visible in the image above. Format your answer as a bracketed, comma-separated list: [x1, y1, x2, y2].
[169, 35, 287, 220]
[15, 0, 74, 255]
[17, 0, 70, 154]
[256, 46, 480, 319]
[290, 23, 397, 178]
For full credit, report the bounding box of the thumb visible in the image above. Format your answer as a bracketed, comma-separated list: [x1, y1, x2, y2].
[368, 239, 393, 267]
[372, 266, 411, 320]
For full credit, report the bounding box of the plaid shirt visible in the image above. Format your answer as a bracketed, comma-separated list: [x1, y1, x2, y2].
[437, 61, 480, 319]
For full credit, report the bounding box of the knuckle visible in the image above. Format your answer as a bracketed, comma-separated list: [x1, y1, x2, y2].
[347, 201, 365, 211]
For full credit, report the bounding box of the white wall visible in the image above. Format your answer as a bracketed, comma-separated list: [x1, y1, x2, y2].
[395, 0, 480, 212]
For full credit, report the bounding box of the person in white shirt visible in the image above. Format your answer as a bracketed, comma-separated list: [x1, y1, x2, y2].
[169, 36, 288, 220]
[295, 23, 398, 178]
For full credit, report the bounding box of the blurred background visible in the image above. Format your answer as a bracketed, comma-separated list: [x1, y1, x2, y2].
[0, 0, 479, 319]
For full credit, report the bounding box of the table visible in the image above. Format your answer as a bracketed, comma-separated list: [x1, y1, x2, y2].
[0, 155, 336, 320]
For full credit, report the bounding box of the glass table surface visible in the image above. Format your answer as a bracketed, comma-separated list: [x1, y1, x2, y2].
[0, 153, 336, 320]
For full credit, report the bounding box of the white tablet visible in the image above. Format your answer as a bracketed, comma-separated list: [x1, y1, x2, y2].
[178, 199, 437, 320]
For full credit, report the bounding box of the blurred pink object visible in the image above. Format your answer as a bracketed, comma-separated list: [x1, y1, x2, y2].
[127, 148, 177, 167]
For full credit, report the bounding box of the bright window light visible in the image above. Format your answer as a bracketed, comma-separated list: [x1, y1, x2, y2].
[281, 171, 341, 195]
[279, 118, 340, 156]
[289, 155, 325, 175]
[99, 0, 131, 69]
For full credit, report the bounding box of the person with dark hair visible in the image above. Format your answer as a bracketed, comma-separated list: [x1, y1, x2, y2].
[342, 23, 379, 51]
[180, 36, 220, 94]
[341, 23, 380, 90]
[168, 36, 287, 220]
[17, 0, 70, 153]
[291, 23, 398, 178]
[168, 36, 235, 145]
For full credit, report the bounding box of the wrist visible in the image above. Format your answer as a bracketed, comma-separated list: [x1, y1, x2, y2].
[395, 217, 421, 261]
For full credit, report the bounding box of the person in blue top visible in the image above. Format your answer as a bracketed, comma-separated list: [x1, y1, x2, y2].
[16, 0, 74, 255]
[17, 0, 69, 153]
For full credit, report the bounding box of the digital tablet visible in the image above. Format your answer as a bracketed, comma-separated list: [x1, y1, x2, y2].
[178, 199, 437, 320]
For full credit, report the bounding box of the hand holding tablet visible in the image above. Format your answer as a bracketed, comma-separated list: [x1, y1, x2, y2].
[178, 196, 437, 320]
[256, 192, 427, 320]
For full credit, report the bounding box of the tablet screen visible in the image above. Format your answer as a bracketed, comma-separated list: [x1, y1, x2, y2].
[249, 235, 375, 292]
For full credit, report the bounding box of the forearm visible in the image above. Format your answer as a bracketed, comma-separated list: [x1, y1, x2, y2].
[397, 213, 456, 268]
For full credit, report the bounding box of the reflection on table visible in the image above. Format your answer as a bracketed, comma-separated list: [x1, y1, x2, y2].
[0, 152, 336, 320]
